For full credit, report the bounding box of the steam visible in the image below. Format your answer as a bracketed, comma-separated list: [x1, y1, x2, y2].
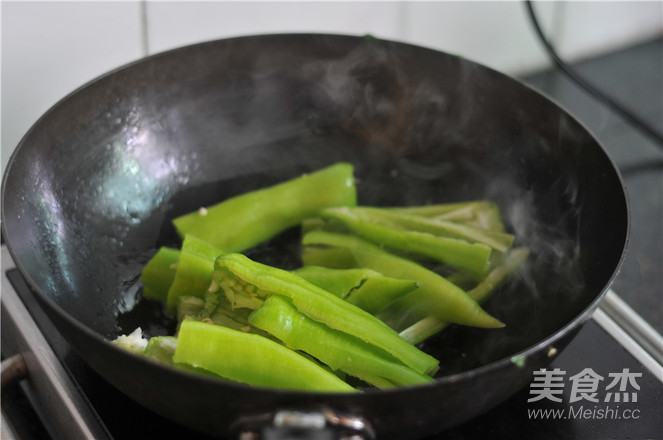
[247, 36, 590, 309]
[297, 38, 412, 153]
[501, 179, 586, 303]
[182, 37, 592, 369]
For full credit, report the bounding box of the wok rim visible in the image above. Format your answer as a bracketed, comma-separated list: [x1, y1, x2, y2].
[0, 32, 630, 402]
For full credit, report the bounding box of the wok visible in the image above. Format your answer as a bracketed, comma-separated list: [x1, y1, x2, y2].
[1, 34, 627, 439]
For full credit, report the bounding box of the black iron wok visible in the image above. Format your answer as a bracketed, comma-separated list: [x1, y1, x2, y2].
[1, 34, 628, 439]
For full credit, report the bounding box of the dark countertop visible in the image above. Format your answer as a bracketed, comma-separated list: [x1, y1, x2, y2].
[520, 37, 663, 334]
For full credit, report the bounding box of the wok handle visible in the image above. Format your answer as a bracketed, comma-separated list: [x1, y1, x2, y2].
[236, 409, 375, 440]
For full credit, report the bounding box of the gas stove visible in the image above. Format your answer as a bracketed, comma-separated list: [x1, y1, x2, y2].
[2, 38, 662, 440]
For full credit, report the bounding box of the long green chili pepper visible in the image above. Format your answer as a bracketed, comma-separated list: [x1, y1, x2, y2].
[471, 203, 507, 232]
[292, 266, 418, 314]
[399, 247, 530, 344]
[338, 207, 515, 253]
[141, 247, 180, 302]
[302, 231, 504, 330]
[320, 207, 492, 278]
[249, 296, 434, 388]
[173, 320, 356, 392]
[344, 275, 418, 315]
[144, 336, 179, 365]
[292, 266, 369, 298]
[445, 272, 480, 291]
[210, 253, 439, 375]
[145, 336, 211, 376]
[165, 234, 225, 314]
[172, 162, 357, 252]
[388, 201, 487, 217]
[176, 296, 204, 322]
[389, 201, 506, 232]
[300, 245, 356, 269]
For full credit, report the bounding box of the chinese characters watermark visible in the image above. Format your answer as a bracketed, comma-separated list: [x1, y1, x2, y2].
[527, 368, 643, 421]
[528, 368, 641, 403]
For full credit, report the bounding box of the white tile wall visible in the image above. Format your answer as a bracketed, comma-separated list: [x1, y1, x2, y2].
[145, 1, 407, 54]
[402, 1, 557, 74]
[2, 1, 661, 174]
[1, 1, 144, 173]
[554, 1, 663, 60]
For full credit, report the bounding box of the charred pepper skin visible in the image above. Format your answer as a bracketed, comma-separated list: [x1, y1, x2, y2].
[173, 320, 356, 392]
[212, 252, 439, 375]
[172, 162, 357, 252]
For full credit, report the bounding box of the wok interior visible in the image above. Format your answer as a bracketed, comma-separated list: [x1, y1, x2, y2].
[3, 34, 627, 378]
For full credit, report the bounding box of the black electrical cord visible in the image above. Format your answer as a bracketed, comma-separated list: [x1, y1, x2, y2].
[524, 0, 663, 148]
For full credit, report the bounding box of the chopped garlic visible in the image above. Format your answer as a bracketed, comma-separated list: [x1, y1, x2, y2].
[112, 327, 148, 354]
[198, 207, 208, 216]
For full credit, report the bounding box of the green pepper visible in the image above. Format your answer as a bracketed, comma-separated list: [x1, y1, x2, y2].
[399, 247, 530, 344]
[249, 296, 434, 388]
[389, 201, 506, 232]
[301, 217, 331, 235]
[337, 207, 515, 253]
[144, 336, 179, 365]
[165, 234, 225, 314]
[210, 253, 439, 375]
[176, 296, 205, 323]
[301, 231, 504, 330]
[388, 201, 485, 217]
[140, 247, 180, 302]
[173, 320, 356, 392]
[300, 215, 348, 236]
[300, 245, 356, 269]
[144, 335, 211, 377]
[345, 275, 418, 315]
[293, 266, 418, 315]
[179, 291, 268, 337]
[320, 207, 492, 278]
[292, 266, 366, 298]
[172, 162, 357, 252]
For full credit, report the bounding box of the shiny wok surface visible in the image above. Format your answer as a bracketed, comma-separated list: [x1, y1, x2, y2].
[1, 34, 627, 438]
